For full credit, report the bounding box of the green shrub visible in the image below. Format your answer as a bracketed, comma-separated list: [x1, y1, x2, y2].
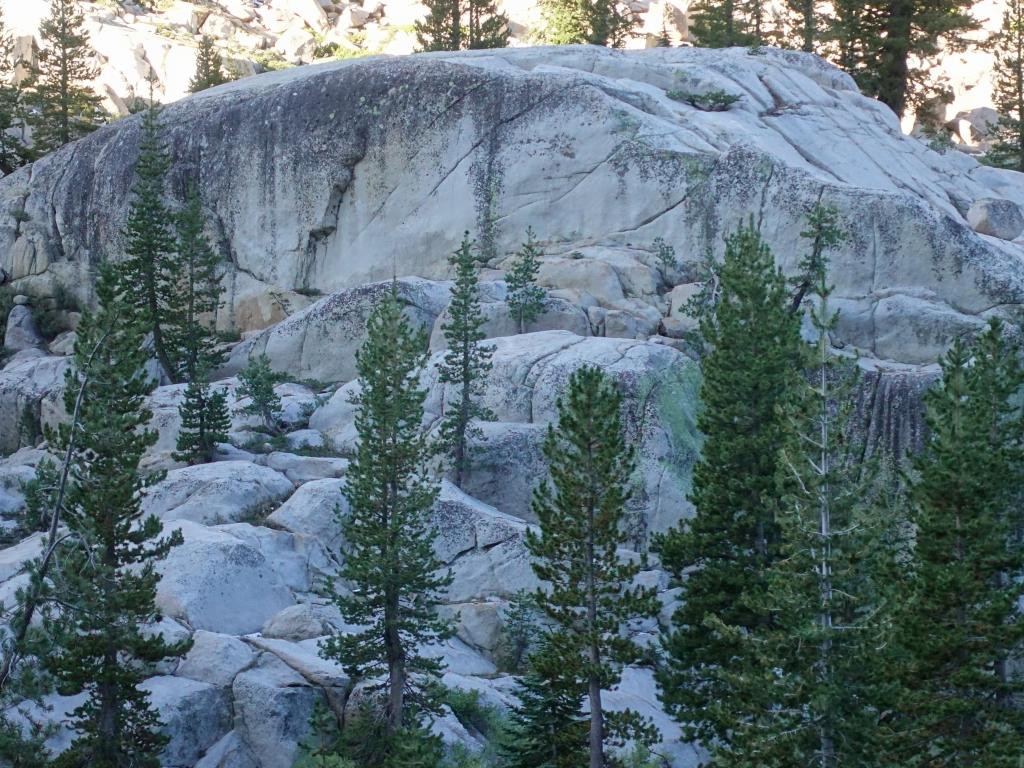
[666, 88, 741, 111]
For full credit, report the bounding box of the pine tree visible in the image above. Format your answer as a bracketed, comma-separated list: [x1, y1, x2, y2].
[506, 228, 547, 335]
[236, 354, 285, 434]
[189, 35, 231, 93]
[416, 0, 509, 51]
[823, 0, 977, 118]
[527, 365, 660, 768]
[44, 262, 188, 768]
[687, 0, 767, 47]
[884, 320, 1024, 767]
[655, 221, 802, 748]
[439, 233, 494, 489]
[503, 632, 589, 768]
[539, 0, 637, 47]
[714, 219, 898, 768]
[321, 283, 452, 745]
[786, 0, 825, 51]
[0, 9, 28, 175]
[987, 0, 1024, 170]
[172, 187, 229, 464]
[23, 0, 105, 155]
[121, 100, 182, 383]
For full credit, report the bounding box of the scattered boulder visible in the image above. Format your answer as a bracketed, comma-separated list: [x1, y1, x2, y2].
[142, 676, 232, 768]
[175, 630, 257, 688]
[3, 304, 43, 352]
[967, 198, 1024, 240]
[265, 477, 347, 551]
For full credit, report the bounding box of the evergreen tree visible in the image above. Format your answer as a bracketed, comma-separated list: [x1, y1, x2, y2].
[714, 219, 898, 768]
[539, 0, 637, 47]
[236, 354, 285, 434]
[823, 0, 977, 118]
[687, 0, 767, 47]
[45, 263, 188, 768]
[189, 35, 231, 93]
[121, 100, 182, 383]
[987, 0, 1024, 170]
[321, 283, 452, 745]
[506, 228, 547, 335]
[655, 221, 802, 748]
[439, 233, 494, 489]
[527, 365, 660, 768]
[416, 0, 509, 51]
[884, 320, 1024, 767]
[786, 0, 825, 51]
[172, 187, 229, 464]
[503, 632, 589, 768]
[23, 0, 105, 155]
[0, 9, 28, 175]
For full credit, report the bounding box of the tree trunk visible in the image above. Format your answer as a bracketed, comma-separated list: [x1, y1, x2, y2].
[876, 0, 913, 117]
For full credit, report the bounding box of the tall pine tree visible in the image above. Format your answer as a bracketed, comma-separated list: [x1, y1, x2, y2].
[539, 0, 637, 47]
[884, 320, 1024, 767]
[321, 283, 452, 746]
[655, 221, 802, 748]
[714, 217, 898, 768]
[45, 263, 189, 768]
[527, 366, 659, 768]
[687, 0, 768, 47]
[23, 0, 105, 155]
[416, 0, 509, 51]
[189, 36, 231, 93]
[987, 0, 1024, 170]
[121, 100, 182, 384]
[506, 228, 546, 335]
[0, 9, 28, 175]
[172, 187, 229, 464]
[439, 233, 494, 489]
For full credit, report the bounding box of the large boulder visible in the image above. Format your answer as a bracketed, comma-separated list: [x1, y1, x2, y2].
[3, 47, 1022, 364]
[967, 197, 1024, 240]
[142, 461, 294, 525]
[3, 304, 43, 352]
[0, 350, 70, 454]
[142, 676, 232, 768]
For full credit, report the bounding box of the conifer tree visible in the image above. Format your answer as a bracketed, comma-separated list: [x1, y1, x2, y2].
[23, 0, 105, 155]
[503, 633, 589, 768]
[527, 365, 660, 768]
[189, 36, 231, 93]
[236, 354, 285, 434]
[687, 0, 766, 47]
[416, 0, 509, 51]
[172, 188, 229, 464]
[45, 262, 188, 768]
[0, 9, 28, 175]
[121, 100, 182, 383]
[506, 228, 547, 335]
[655, 221, 802, 747]
[786, 0, 824, 51]
[439, 233, 494, 489]
[715, 219, 898, 768]
[987, 0, 1024, 170]
[539, 0, 637, 47]
[321, 284, 452, 746]
[884, 320, 1024, 767]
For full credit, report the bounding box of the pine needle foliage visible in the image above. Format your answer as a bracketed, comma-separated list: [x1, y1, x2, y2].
[506, 228, 546, 335]
[23, 0, 105, 154]
[527, 365, 660, 768]
[120, 100, 181, 383]
[539, 0, 637, 47]
[189, 36, 231, 93]
[236, 353, 286, 434]
[987, 0, 1024, 170]
[439, 232, 495, 488]
[416, 0, 509, 51]
[655, 220, 803, 747]
[503, 632, 589, 768]
[0, 9, 28, 175]
[322, 283, 452, 742]
[45, 263, 189, 768]
[884, 319, 1024, 767]
[172, 187, 229, 464]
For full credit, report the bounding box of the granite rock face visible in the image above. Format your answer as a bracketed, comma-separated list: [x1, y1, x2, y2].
[2, 46, 1023, 365]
